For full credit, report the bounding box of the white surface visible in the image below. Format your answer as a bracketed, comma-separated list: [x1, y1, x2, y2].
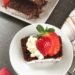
[61, 23, 75, 41]
[69, 9, 75, 17]
[0, 0, 59, 24]
[61, 9, 75, 41]
[9, 23, 73, 75]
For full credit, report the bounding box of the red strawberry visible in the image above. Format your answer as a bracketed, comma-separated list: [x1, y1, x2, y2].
[0, 67, 11, 75]
[3, 0, 10, 8]
[36, 36, 51, 56]
[36, 25, 61, 57]
[36, 32, 61, 56]
[48, 32, 61, 56]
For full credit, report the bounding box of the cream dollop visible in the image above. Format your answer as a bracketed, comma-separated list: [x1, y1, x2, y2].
[26, 36, 44, 59]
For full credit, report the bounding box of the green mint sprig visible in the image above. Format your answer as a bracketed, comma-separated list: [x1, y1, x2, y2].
[36, 25, 55, 35]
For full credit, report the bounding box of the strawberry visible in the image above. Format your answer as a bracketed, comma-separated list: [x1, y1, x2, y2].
[36, 25, 61, 56]
[0, 67, 11, 75]
[36, 36, 51, 56]
[3, 0, 10, 8]
[47, 32, 61, 56]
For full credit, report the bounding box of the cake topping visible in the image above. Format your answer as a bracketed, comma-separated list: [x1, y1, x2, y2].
[26, 36, 44, 59]
[3, 0, 10, 8]
[26, 25, 61, 59]
[36, 36, 51, 56]
[36, 25, 61, 56]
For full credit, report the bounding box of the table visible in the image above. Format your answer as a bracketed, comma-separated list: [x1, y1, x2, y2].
[0, 0, 75, 75]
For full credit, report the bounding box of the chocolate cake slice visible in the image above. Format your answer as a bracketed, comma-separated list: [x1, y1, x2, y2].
[7, 0, 47, 19]
[21, 36, 62, 61]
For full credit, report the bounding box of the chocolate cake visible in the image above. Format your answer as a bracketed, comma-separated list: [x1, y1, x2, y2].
[20, 25, 62, 61]
[7, 0, 47, 19]
[21, 37, 62, 61]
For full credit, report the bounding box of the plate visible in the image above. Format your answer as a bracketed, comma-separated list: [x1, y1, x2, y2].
[0, 0, 59, 24]
[9, 23, 73, 75]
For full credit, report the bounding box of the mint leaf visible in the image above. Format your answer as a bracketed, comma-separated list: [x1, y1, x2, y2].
[36, 25, 55, 35]
[45, 27, 49, 32]
[36, 25, 45, 33]
[47, 28, 55, 32]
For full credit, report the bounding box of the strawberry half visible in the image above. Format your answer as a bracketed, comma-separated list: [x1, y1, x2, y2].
[36, 25, 61, 56]
[3, 0, 10, 8]
[36, 36, 51, 56]
[47, 32, 61, 56]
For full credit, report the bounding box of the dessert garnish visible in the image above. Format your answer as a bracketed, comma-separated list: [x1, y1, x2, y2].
[36, 25, 60, 56]
[3, 0, 10, 8]
[21, 25, 62, 61]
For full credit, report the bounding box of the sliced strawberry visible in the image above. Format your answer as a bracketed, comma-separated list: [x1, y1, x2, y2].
[3, 0, 10, 8]
[36, 32, 61, 57]
[36, 25, 61, 57]
[48, 32, 61, 56]
[36, 36, 51, 56]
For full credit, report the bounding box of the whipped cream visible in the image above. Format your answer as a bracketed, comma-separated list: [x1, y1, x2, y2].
[26, 36, 44, 60]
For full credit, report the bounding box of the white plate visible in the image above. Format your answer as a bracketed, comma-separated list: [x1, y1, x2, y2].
[9, 23, 73, 75]
[0, 0, 59, 24]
